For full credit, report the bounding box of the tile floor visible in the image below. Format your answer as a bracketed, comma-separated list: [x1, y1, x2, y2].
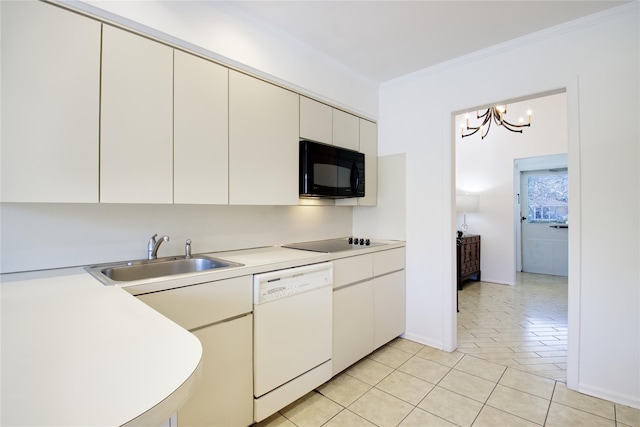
[256, 274, 640, 427]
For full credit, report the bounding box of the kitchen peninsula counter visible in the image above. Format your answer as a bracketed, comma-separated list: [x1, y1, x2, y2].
[1, 268, 203, 427]
[1, 241, 405, 425]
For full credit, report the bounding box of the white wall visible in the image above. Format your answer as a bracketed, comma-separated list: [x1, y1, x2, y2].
[62, 0, 378, 119]
[377, 4, 639, 407]
[455, 93, 568, 285]
[0, 204, 353, 273]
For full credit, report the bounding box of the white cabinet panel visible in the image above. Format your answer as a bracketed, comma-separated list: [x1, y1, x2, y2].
[174, 51, 229, 204]
[136, 276, 252, 331]
[358, 119, 378, 206]
[1, 1, 100, 202]
[373, 248, 406, 277]
[100, 25, 173, 203]
[374, 270, 406, 349]
[333, 281, 374, 375]
[180, 315, 254, 427]
[332, 109, 359, 150]
[333, 254, 373, 288]
[229, 71, 299, 205]
[300, 96, 332, 144]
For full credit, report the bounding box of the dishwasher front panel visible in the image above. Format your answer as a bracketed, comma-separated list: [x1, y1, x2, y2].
[253, 285, 332, 397]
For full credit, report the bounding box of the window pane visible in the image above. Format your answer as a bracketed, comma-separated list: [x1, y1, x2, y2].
[527, 173, 568, 223]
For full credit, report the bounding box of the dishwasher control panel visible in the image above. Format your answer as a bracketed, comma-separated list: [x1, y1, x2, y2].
[253, 262, 333, 304]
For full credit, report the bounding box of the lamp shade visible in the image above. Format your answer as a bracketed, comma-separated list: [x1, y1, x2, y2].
[456, 194, 479, 213]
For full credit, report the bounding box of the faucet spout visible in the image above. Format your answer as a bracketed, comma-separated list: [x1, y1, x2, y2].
[148, 234, 170, 260]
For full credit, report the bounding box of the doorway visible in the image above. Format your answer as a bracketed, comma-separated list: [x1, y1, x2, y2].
[514, 155, 569, 276]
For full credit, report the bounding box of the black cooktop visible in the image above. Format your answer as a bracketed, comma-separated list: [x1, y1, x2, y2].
[282, 237, 386, 253]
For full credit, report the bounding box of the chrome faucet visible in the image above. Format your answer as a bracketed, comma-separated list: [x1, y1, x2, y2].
[185, 239, 192, 259]
[148, 234, 170, 260]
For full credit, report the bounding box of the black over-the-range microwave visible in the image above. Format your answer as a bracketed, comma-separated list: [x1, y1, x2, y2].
[299, 140, 365, 199]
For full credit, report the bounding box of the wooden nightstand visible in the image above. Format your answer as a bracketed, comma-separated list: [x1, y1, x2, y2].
[457, 234, 481, 290]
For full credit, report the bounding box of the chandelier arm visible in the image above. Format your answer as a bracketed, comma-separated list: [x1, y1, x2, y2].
[477, 108, 490, 120]
[461, 127, 481, 138]
[481, 114, 493, 139]
[502, 118, 531, 129]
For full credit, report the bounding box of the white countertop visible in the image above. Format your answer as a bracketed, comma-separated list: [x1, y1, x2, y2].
[1, 268, 202, 427]
[0, 241, 405, 426]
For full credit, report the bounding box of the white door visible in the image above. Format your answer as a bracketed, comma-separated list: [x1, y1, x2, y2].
[520, 169, 569, 276]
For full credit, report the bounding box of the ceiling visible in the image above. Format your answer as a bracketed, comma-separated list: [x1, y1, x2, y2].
[212, 1, 629, 83]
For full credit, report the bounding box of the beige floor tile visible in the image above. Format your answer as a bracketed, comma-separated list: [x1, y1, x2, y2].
[514, 356, 566, 365]
[552, 382, 615, 420]
[348, 388, 414, 427]
[398, 355, 451, 384]
[416, 346, 465, 367]
[417, 386, 483, 427]
[367, 345, 413, 368]
[472, 405, 541, 427]
[345, 358, 394, 386]
[439, 369, 496, 403]
[322, 409, 376, 427]
[486, 384, 550, 425]
[455, 355, 506, 382]
[545, 402, 614, 427]
[280, 392, 343, 427]
[254, 412, 297, 427]
[398, 407, 458, 427]
[498, 367, 555, 400]
[534, 350, 567, 357]
[375, 370, 435, 405]
[388, 338, 424, 355]
[616, 404, 640, 427]
[317, 373, 371, 407]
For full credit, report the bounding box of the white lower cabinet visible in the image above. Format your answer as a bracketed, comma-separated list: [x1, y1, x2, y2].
[331, 248, 406, 375]
[373, 270, 406, 349]
[332, 281, 374, 375]
[180, 315, 253, 427]
[136, 276, 253, 426]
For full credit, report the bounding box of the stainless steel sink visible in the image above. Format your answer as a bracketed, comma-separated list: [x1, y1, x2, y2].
[86, 255, 243, 285]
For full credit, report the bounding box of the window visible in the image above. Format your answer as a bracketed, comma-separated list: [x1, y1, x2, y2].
[527, 172, 568, 223]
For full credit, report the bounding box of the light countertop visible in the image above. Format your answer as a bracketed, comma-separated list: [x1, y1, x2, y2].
[1, 268, 202, 426]
[0, 241, 405, 426]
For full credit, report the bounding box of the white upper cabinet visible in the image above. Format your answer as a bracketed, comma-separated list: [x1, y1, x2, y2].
[174, 51, 229, 205]
[332, 109, 360, 150]
[1, 1, 101, 202]
[229, 71, 299, 205]
[100, 25, 173, 204]
[358, 119, 378, 206]
[300, 96, 332, 145]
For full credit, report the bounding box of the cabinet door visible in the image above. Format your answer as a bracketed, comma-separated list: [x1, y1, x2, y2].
[100, 25, 173, 203]
[332, 109, 359, 150]
[179, 314, 253, 427]
[358, 119, 378, 206]
[1, 1, 100, 202]
[229, 71, 299, 205]
[373, 270, 406, 349]
[300, 96, 332, 144]
[332, 281, 375, 375]
[174, 51, 229, 204]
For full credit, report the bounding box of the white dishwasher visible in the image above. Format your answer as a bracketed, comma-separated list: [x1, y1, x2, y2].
[253, 262, 333, 422]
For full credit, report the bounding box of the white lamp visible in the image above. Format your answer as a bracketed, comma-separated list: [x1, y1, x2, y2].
[456, 194, 479, 235]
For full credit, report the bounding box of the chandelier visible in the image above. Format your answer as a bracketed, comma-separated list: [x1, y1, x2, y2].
[461, 105, 531, 139]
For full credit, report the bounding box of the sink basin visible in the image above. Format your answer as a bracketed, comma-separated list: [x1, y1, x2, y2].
[86, 255, 243, 285]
